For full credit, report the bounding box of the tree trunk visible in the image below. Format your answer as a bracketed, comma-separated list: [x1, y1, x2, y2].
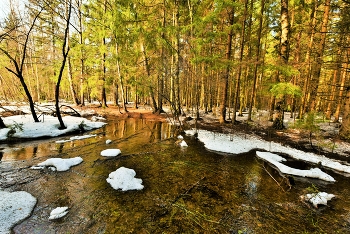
[55, 0, 72, 130]
[67, 56, 80, 105]
[141, 43, 158, 112]
[116, 43, 128, 112]
[308, 0, 331, 111]
[0, 117, 6, 129]
[248, 0, 265, 121]
[77, 0, 85, 106]
[233, 0, 248, 124]
[326, 38, 343, 119]
[219, 9, 234, 124]
[334, 62, 348, 122]
[339, 86, 350, 139]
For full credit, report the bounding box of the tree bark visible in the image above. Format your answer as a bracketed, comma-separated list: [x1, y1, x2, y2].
[339, 86, 350, 139]
[0, 117, 6, 129]
[219, 9, 234, 124]
[55, 0, 72, 130]
[248, 0, 265, 121]
[67, 56, 80, 105]
[308, 0, 331, 111]
[233, 0, 248, 124]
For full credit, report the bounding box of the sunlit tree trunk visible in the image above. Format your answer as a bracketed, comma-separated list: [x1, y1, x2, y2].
[248, 0, 265, 121]
[339, 85, 350, 139]
[141, 43, 158, 112]
[76, 0, 85, 106]
[219, 9, 234, 124]
[299, 1, 317, 119]
[116, 43, 128, 112]
[326, 38, 343, 119]
[233, 0, 248, 124]
[334, 62, 348, 122]
[55, 0, 72, 130]
[308, 0, 331, 111]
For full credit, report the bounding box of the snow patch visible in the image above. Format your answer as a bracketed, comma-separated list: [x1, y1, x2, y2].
[301, 192, 335, 208]
[0, 115, 106, 140]
[0, 190, 37, 234]
[256, 151, 335, 182]
[32, 157, 83, 171]
[180, 140, 188, 147]
[186, 129, 350, 175]
[55, 134, 96, 143]
[101, 149, 121, 157]
[106, 167, 144, 191]
[49, 207, 69, 220]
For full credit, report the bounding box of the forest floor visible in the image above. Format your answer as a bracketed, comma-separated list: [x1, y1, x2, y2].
[77, 103, 350, 162]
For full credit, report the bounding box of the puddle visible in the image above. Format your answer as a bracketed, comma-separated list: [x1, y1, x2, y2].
[1, 118, 350, 233]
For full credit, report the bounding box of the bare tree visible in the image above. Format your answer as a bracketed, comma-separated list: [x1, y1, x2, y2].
[0, 9, 42, 123]
[55, 0, 72, 130]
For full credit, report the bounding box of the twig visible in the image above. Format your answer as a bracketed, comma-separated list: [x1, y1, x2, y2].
[173, 176, 206, 203]
[256, 159, 286, 192]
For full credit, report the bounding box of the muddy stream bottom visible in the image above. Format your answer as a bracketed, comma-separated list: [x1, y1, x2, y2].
[1, 118, 350, 233]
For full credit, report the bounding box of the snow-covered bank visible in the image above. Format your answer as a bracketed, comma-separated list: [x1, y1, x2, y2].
[31, 157, 83, 171]
[185, 129, 350, 175]
[256, 151, 335, 182]
[0, 190, 37, 234]
[0, 115, 106, 141]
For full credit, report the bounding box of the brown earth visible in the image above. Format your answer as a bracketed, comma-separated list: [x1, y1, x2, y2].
[83, 104, 350, 162]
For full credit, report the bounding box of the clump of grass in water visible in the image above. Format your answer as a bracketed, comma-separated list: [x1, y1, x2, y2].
[6, 122, 23, 138]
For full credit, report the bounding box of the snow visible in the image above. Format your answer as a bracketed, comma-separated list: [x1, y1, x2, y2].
[55, 134, 96, 143]
[106, 167, 144, 191]
[49, 207, 69, 220]
[177, 135, 184, 139]
[91, 116, 106, 122]
[185, 129, 350, 176]
[180, 140, 188, 147]
[0, 190, 37, 234]
[301, 192, 335, 208]
[0, 114, 106, 141]
[31, 157, 83, 171]
[101, 149, 121, 157]
[106, 139, 112, 144]
[256, 151, 335, 182]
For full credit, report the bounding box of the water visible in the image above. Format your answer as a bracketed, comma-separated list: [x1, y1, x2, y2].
[1, 118, 350, 233]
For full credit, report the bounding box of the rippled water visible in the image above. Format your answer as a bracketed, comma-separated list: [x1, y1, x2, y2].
[1, 117, 350, 233]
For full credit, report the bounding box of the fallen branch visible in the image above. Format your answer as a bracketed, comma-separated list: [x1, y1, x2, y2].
[60, 105, 81, 117]
[256, 159, 287, 192]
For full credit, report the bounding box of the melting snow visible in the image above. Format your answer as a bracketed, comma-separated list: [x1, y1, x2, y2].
[101, 149, 121, 157]
[0, 190, 37, 234]
[301, 192, 335, 208]
[256, 151, 335, 182]
[49, 207, 69, 220]
[106, 167, 144, 191]
[32, 157, 83, 171]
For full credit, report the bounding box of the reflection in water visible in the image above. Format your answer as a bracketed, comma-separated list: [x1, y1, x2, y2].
[1, 119, 174, 161]
[2, 118, 349, 233]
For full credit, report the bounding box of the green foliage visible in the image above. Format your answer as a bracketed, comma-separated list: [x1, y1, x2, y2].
[294, 112, 320, 133]
[6, 122, 24, 138]
[78, 120, 87, 132]
[270, 82, 302, 99]
[306, 184, 319, 194]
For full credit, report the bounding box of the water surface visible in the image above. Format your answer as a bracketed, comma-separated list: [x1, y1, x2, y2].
[1, 117, 349, 233]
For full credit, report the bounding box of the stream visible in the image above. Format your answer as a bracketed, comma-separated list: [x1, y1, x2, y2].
[1, 117, 350, 233]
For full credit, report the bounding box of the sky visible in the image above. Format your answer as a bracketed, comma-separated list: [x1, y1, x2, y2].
[0, 0, 27, 22]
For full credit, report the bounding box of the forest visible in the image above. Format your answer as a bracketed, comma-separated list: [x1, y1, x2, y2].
[0, 0, 349, 138]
